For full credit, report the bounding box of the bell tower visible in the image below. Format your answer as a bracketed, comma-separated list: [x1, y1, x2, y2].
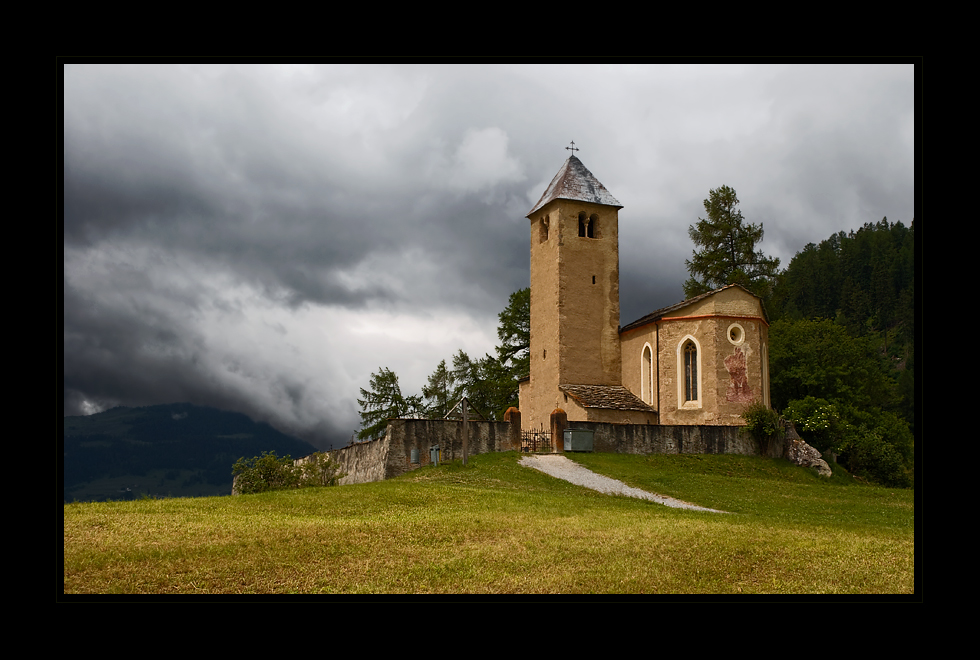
[520, 153, 623, 432]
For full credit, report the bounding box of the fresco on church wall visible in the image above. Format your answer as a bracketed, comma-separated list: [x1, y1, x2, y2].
[724, 346, 753, 402]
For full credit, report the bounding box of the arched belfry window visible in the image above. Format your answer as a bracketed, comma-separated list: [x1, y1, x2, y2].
[578, 212, 597, 238]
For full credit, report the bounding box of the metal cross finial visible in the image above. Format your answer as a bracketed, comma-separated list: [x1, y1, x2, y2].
[566, 141, 579, 155]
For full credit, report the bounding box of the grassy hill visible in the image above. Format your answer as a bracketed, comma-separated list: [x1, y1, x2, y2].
[63, 451, 914, 595]
[63, 403, 318, 502]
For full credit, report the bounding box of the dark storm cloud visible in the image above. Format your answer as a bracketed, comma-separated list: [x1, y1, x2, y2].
[63, 63, 915, 447]
[64, 65, 537, 312]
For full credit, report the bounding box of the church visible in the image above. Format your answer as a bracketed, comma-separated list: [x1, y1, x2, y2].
[518, 154, 771, 434]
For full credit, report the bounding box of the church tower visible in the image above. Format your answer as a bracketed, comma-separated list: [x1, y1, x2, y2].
[520, 154, 626, 432]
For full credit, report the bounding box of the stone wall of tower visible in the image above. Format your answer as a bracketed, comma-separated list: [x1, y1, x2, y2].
[524, 203, 562, 432]
[555, 200, 621, 386]
[522, 198, 621, 432]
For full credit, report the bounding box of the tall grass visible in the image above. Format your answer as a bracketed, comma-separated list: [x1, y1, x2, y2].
[64, 451, 914, 594]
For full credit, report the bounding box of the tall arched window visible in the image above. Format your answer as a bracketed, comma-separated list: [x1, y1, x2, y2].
[684, 341, 697, 402]
[642, 344, 653, 404]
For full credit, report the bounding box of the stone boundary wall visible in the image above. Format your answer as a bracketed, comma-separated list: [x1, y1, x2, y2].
[563, 421, 784, 458]
[326, 418, 520, 485]
[329, 437, 389, 486]
[325, 417, 781, 486]
[385, 418, 519, 479]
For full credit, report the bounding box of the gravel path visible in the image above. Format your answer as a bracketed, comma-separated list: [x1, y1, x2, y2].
[519, 454, 729, 513]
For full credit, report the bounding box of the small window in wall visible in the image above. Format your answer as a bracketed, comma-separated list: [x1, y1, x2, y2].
[539, 215, 549, 243]
[578, 212, 587, 237]
[727, 323, 744, 345]
[684, 340, 698, 402]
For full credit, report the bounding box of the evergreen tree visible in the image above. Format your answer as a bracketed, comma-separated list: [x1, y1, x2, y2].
[495, 287, 530, 380]
[422, 359, 462, 419]
[471, 353, 518, 421]
[683, 185, 780, 300]
[356, 367, 406, 440]
[421, 289, 529, 422]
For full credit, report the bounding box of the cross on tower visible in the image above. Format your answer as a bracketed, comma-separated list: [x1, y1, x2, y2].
[565, 141, 579, 155]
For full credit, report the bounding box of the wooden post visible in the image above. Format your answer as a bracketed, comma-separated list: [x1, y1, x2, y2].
[462, 398, 469, 465]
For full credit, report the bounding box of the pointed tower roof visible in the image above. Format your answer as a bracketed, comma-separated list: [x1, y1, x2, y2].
[527, 155, 622, 216]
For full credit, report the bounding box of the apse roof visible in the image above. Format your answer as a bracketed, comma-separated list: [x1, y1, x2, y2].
[527, 155, 622, 216]
[559, 384, 655, 412]
[619, 284, 769, 334]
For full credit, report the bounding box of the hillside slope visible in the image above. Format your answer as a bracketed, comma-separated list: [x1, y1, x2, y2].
[63, 403, 317, 501]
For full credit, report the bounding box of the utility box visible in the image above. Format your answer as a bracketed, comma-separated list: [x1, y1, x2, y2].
[563, 429, 594, 452]
[429, 445, 440, 466]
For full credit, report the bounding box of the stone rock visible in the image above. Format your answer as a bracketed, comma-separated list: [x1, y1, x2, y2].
[784, 424, 832, 477]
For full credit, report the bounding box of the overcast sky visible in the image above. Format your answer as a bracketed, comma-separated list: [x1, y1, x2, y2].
[63, 63, 916, 449]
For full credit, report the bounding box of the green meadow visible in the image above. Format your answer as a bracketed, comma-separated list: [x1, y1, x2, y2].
[63, 451, 914, 595]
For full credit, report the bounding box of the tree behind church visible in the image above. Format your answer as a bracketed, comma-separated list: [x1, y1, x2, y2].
[419, 289, 529, 422]
[356, 367, 407, 440]
[495, 287, 530, 380]
[422, 358, 462, 419]
[683, 185, 780, 301]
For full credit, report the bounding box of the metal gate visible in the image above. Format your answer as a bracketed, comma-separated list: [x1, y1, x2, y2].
[521, 427, 552, 453]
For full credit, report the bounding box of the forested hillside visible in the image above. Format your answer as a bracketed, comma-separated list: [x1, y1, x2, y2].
[766, 218, 915, 487]
[770, 218, 914, 351]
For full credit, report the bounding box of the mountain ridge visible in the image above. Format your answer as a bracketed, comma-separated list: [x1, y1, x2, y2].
[63, 402, 318, 501]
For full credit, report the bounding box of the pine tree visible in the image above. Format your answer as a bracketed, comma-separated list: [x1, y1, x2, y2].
[422, 359, 461, 419]
[495, 287, 530, 380]
[356, 367, 406, 440]
[683, 185, 780, 300]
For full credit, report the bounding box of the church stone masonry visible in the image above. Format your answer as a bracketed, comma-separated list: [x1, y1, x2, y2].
[518, 155, 770, 434]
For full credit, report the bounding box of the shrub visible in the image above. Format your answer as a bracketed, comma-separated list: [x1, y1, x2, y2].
[232, 452, 300, 494]
[839, 423, 913, 489]
[784, 396, 842, 454]
[296, 452, 345, 487]
[740, 400, 783, 456]
[232, 451, 344, 495]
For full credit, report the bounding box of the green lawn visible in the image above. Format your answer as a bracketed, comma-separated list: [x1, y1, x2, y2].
[63, 451, 914, 595]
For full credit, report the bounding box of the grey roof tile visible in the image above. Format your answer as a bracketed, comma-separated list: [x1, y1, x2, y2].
[527, 155, 622, 216]
[559, 384, 654, 412]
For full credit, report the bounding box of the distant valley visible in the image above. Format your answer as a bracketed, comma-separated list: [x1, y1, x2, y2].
[63, 403, 318, 502]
